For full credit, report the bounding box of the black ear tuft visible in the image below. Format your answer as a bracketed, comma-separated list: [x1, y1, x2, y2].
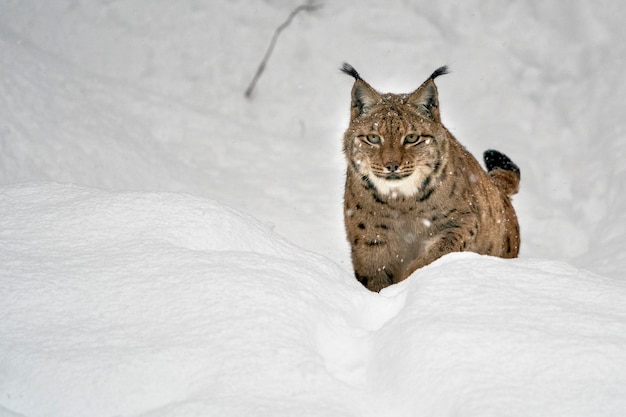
[429, 65, 449, 81]
[340, 62, 361, 80]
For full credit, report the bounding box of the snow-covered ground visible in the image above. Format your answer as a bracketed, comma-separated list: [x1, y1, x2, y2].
[1, 1, 625, 416]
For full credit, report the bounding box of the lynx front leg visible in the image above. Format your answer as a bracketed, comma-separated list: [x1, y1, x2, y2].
[350, 245, 399, 292]
[355, 270, 394, 293]
[352, 258, 397, 292]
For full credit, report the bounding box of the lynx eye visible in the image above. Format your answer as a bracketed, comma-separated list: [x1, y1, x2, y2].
[403, 134, 421, 145]
[364, 134, 382, 145]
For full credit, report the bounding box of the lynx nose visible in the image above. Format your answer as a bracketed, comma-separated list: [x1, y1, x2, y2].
[385, 161, 400, 173]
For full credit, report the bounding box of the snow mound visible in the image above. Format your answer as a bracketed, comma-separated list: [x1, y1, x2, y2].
[0, 183, 362, 416]
[2, 183, 625, 417]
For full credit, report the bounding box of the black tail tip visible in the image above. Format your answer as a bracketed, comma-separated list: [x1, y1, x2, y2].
[484, 149, 520, 176]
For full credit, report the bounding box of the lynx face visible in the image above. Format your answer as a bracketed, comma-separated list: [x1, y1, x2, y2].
[343, 95, 446, 197]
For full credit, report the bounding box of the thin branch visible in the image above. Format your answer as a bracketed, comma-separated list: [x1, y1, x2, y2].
[244, 2, 321, 98]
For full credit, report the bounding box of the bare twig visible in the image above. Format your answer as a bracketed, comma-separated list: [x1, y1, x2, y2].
[244, 2, 321, 98]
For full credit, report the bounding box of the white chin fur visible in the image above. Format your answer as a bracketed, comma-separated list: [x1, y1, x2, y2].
[368, 171, 421, 197]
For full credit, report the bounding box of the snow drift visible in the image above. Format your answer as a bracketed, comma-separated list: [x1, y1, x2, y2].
[1, 0, 626, 416]
[2, 183, 626, 417]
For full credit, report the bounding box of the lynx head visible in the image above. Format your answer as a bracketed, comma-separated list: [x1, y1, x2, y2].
[341, 63, 449, 197]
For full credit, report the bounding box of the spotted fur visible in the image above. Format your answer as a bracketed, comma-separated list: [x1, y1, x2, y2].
[341, 63, 520, 292]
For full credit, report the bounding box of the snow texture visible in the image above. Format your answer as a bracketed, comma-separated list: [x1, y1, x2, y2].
[1, 1, 626, 416]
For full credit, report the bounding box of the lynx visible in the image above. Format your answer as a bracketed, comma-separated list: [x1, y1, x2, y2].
[341, 63, 520, 292]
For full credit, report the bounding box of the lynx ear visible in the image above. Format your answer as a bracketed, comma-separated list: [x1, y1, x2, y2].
[341, 63, 381, 119]
[407, 65, 449, 122]
[351, 81, 382, 119]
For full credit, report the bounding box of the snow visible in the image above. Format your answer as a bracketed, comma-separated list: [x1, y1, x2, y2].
[1, 1, 626, 416]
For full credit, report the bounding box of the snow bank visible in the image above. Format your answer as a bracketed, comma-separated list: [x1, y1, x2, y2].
[0, 183, 364, 416]
[371, 256, 626, 416]
[2, 183, 626, 417]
